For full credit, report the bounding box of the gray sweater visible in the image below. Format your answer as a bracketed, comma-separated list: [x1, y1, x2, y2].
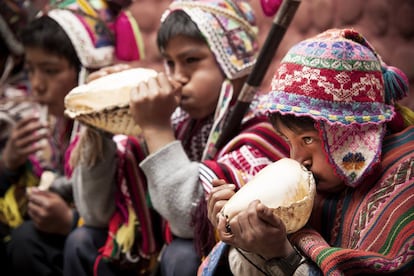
[140, 141, 204, 238]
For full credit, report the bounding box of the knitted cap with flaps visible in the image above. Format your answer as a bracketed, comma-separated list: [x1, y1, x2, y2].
[260, 28, 409, 187]
[163, 0, 259, 80]
[46, 0, 144, 69]
[46, 0, 116, 69]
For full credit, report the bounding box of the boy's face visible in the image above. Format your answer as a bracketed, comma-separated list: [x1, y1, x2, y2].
[25, 47, 78, 117]
[274, 117, 345, 194]
[162, 35, 225, 119]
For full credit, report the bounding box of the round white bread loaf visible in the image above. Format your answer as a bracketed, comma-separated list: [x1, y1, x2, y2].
[64, 68, 158, 136]
[221, 158, 316, 233]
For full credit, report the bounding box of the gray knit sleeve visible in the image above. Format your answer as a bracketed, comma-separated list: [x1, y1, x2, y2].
[140, 141, 204, 238]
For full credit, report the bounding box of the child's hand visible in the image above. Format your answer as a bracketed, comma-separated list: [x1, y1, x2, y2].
[207, 179, 236, 228]
[27, 188, 73, 235]
[217, 200, 293, 260]
[129, 72, 181, 132]
[2, 115, 49, 171]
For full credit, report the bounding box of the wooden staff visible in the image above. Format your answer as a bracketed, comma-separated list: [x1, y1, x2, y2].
[213, 0, 301, 152]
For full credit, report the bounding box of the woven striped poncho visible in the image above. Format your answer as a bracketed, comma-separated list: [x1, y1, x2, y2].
[198, 126, 414, 275]
[290, 125, 414, 275]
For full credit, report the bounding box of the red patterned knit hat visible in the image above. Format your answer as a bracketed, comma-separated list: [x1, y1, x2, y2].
[260, 28, 409, 187]
[162, 0, 259, 80]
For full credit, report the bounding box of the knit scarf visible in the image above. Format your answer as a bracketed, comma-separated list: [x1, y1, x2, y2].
[96, 135, 162, 275]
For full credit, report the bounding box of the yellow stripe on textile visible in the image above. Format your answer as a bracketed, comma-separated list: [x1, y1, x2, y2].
[0, 185, 23, 228]
[396, 104, 414, 126]
[0, 170, 38, 228]
[115, 205, 137, 253]
[76, 0, 101, 17]
[125, 10, 145, 59]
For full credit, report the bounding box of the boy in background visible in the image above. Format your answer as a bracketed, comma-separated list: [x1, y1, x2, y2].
[6, 0, 143, 275]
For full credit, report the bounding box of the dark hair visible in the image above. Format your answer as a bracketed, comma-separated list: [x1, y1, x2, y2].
[157, 10, 206, 52]
[106, 0, 132, 16]
[20, 15, 81, 73]
[268, 112, 316, 133]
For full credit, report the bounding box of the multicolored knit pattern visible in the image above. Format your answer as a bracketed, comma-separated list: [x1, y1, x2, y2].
[200, 120, 289, 192]
[164, 0, 258, 80]
[259, 28, 411, 187]
[47, 0, 143, 68]
[194, 114, 289, 257]
[290, 126, 414, 275]
[260, 28, 394, 125]
[47, 0, 115, 69]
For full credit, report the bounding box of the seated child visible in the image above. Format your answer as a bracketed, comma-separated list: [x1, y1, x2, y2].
[128, 0, 289, 274]
[202, 28, 414, 275]
[6, 1, 144, 275]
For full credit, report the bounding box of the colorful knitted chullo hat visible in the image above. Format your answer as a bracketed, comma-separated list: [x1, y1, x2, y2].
[162, 0, 259, 80]
[46, 0, 115, 70]
[260, 28, 409, 187]
[45, 0, 143, 72]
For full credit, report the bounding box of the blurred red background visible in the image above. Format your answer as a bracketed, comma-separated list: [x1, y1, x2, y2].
[130, 0, 414, 109]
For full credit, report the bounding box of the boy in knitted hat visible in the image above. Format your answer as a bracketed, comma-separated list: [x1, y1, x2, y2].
[5, 1, 144, 275]
[124, 0, 289, 274]
[203, 28, 414, 275]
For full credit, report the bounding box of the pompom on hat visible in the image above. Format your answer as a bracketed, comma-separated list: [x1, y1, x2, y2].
[162, 0, 259, 80]
[260, 28, 410, 187]
[260, 0, 282, 17]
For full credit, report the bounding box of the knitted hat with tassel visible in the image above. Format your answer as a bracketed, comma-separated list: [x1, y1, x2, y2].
[260, 28, 410, 187]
